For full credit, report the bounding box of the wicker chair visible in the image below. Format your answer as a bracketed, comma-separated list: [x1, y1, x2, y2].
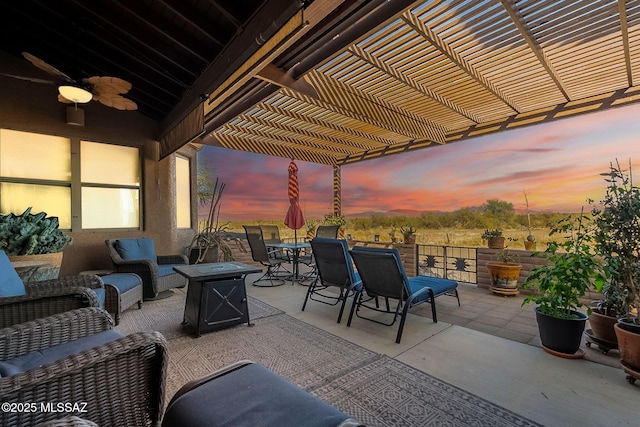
[105, 238, 188, 300]
[0, 275, 104, 329]
[0, 307, 167, 427]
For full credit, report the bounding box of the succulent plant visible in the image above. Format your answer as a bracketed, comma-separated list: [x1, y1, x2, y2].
[0, 207, 72, 255]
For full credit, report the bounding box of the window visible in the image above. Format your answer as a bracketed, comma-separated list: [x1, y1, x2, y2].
[81, 141, 140, 229]
[0, 129, 141, 230]
[0, 129, 71, 228]
[176, 156, 191, 228]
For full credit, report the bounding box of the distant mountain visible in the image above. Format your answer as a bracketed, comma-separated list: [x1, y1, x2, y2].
[345, 209, 445, 218]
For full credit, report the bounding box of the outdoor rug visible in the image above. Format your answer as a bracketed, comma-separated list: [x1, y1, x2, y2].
[116, 288, 284, 340]
[116, 291, 543, 427]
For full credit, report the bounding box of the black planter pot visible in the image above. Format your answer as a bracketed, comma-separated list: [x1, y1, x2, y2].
[535, 307, 587, 355]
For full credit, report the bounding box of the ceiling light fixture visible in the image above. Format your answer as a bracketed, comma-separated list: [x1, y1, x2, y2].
[58, 85, 93, 103]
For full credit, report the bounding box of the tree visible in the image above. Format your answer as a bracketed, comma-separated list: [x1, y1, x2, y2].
[481, 199, 514, 227]
[197, 158, 217, 206]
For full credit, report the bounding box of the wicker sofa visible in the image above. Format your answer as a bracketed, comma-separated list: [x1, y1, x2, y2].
[105, 238, 188, 300]
[0, 307, 167, 427]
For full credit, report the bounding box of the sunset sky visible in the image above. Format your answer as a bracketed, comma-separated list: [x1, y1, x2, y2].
[200, 102, 640, 222]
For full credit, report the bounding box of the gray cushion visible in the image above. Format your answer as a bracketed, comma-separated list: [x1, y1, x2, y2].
[0, 250, 26, 297]
[0, 329, 124, 377]
[115, 238, 157, 261]
[162, 363, 350, 427]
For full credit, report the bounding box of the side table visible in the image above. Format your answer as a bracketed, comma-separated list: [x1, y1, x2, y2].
[173, 262, 261, 337]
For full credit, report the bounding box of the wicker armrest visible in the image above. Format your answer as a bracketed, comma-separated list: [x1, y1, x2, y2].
[157, 254, 188, 265]
[25, 274, 105, 293]
[0, 331, 167, 427]
[0, 307, 113, 360]
[0, 286, 101, 329]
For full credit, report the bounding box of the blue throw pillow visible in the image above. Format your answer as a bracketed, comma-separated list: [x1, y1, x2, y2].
[115, 238, 157, 261]
[0, 250, 26, 297]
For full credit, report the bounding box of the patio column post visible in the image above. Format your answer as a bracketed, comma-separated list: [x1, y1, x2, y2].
[333, 165, 341, 216]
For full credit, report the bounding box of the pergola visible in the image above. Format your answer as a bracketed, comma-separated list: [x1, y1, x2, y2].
[3, 0, 640, 214]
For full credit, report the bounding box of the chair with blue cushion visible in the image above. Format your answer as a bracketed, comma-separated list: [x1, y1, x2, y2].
[105, 238, 188, 300]
[101, 273, 143, 325]
[302, 238, 362, 323]
[0, 250, 104, 329]
[0, 307, 167, 427]
[348, 246, 460, 343]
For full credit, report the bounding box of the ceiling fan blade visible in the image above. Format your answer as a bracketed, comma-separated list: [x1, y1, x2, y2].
[0, 73, 58, 85]
[85, 76, 132, 94]
[95, 93, 138, 110]
[22, 52, 72, 82]
[57, 94, 74, 104]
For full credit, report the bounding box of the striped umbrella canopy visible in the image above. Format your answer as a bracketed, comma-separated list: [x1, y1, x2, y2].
[284, 160, 305, 232]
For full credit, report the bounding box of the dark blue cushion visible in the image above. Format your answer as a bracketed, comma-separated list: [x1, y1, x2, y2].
[158, 264, 181, 277]
[0, 329, 124, 377]
[162, 363, 350, 427]
[410, 276, 457, 295]
[115, 238, 157, 261]
[101, 273, 141, 293]
[0, 250, 26, 297]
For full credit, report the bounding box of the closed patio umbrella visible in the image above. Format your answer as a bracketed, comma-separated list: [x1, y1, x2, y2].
[284, 160, 305, 235]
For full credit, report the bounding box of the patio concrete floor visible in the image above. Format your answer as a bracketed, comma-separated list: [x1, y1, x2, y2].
[245, 273, 639, 427]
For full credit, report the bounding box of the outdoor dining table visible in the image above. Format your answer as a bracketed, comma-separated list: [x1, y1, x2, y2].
[267, 241, 311, 284]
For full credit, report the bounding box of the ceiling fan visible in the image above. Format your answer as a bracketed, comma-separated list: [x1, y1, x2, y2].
[1, 52, 137, 111]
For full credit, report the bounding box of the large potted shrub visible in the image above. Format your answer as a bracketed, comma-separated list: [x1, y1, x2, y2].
[521, 211, 607, 357]
[0, 207, 72, 280]
[592, 160, 640, 382]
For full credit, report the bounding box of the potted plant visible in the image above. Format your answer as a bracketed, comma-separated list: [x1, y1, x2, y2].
[482, 229, 504, 249]
[591, 159, 640, 380]
[487, 248, 522, 293]
[400, 225, 416, 244]
[523, 190, 536, 250]
[305, 220, 317, 240]
[388, 226, 398, 243]
[187, 177, 245, 264]
[0, 207, 72, 280]
[323, 213, 347, 238]
[521, 210, 607, 357]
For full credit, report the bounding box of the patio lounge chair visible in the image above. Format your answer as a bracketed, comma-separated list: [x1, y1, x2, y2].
[0, 250, 104, 328]
[162, 360, 362, 427]
[105, 238, 188, 300]
[348, 246, 460, 343]
[302, 238, 362, 323]
[315, 225, 340, 238]
[243, 225, 288, 287]
[0, 307, 167, 427]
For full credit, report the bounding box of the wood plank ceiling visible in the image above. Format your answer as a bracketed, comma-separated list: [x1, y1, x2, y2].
[202, 0, 640, 166]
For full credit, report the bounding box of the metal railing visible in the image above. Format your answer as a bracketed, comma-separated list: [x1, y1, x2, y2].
[417, 244, 478, 284]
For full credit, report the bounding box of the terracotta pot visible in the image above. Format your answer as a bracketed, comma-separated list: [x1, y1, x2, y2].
[403, 234, 416, 245]
[588, 311, 618, 344]
[9, 252, 64, 281]
[524, 240, 536, 250]
[615, 322, 640, 372]
[486, 262, 522, 289]
[487, 237, 505, 249]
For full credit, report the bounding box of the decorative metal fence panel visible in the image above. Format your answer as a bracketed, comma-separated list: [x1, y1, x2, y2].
[417, 245, 477, 284]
